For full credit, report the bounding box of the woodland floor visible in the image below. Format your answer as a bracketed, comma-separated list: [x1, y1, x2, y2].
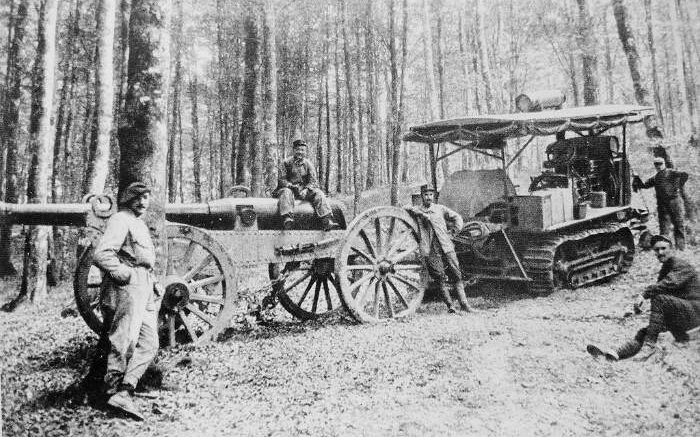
[2, 226, 700, 436]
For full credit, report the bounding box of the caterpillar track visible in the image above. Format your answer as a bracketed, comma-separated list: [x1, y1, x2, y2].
[520, 222, 635, 296]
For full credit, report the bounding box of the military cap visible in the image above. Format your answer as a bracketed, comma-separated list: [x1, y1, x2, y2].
[292, 139, 308, 149]
[420, 184, 437, 194]
[118, 182, 151, 206]
[652, 156, 665, 164]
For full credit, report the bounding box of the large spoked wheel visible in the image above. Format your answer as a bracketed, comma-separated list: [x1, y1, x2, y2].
[74, 224, 238, 346]
[269, 259, 343, 321]
[336, 206, 426, 323]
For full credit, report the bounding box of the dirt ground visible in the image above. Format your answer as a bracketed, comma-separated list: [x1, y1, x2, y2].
[1, 238, 699, 436]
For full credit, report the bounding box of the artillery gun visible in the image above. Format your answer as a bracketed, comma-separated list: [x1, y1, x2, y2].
[0, 193, 431, 344]
[403, 96, 653, 294]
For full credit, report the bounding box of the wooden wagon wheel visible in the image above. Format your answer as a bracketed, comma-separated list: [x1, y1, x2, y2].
[74, 223, 238, 346]
[268, 258, 342, 321]
[336, 206, 426, 323]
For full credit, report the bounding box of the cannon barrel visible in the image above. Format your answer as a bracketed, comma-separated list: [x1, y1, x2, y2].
[0, 196, 347, 230]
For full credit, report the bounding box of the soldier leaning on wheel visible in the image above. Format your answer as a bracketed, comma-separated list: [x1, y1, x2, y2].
[405, 184, 476, 313]
[587, 235, 700, 361]
[633, 156, 689, 250]
[88, 182, 161, 420]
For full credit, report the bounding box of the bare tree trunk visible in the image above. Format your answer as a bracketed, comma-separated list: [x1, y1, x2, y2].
[612, 0, 651, 106]
[364, 0, 378, 190]
[118, 0, 171, 277]
[340, 0, 359, 212]
[458, 11, 472, 115]
[389, 0, 400, 205]
[643, 0, 665, 127]
[668, 0, 697, 136]
[167, 0, 183, 202]
[85, 0, 116, 195]
[189, 78, 202, 201]
[239, 13, 260, 193]
[261, 0, 278, 184]
[111, 0, 130, 184]
[6, 0, 59, 310]
[334, 15, 343, 194]
[603, 13, 615, 104]
[475, 0, 494, 112]
[0, 0, 28, 277]
[576, 0, 599, 105]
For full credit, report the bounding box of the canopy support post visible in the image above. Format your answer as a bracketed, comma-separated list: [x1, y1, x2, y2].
[428, 142, 438, 190]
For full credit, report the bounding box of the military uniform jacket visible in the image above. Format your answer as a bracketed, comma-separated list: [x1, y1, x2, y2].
[277, 157, 319, 191]
[644, 256, 700, 301]
[640, 169, 689, 201]
[93, 210, 156, 284]
[407, 203, 464, 257]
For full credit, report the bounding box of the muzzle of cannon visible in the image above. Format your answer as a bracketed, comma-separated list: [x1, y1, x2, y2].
[0, 196, 429, 346]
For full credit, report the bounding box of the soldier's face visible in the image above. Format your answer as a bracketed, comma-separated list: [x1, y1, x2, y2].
[653, 241, 672, 263]
[654, 161, 665, 172]
[129, 193, 150, 217]
[293, 146, 307, 160]
[421, 191, 434, 207]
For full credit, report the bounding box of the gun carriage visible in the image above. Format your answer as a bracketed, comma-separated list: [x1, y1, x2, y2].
[0, 194, 429, 345]
[403, 97, 653, 295]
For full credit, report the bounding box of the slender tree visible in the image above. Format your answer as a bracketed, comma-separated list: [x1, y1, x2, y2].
[118, 0, 172, 275]
[238, 12, 260, 192]
[5, 0, 59, 309]
[0, 0, 28, 277]
[576, 0, 599, 105]
[612, 0, 651, 106]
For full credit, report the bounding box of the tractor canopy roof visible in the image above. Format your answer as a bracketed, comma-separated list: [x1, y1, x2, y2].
[403, 104, 654, 147]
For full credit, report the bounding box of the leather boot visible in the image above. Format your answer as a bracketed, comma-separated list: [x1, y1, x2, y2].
[587, 338, 642, 361]
[454, 281, 477, 312]
[440, 285, 457, 313]
[632, 340, 659, 361]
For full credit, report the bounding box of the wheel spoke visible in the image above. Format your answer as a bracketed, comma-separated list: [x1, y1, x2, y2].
[372, 281, 381, 318]
[358, 229, 378, 259]
[385, 230, 411, 259]
[393, 263, 422, 271]
[390, 245, 420, 263]
[178, 309, 199, 342]
[346, 272, 374, 297]
[182, 240, 197, 262]
[189, 274, 224, 289]
[183, 253, 213, 282]
[185, 303, 215, 326]
[323, 279, 333, 311]
[297, 277, 316, 306]
[284, 270, 312, 294]
[189, 293, 224, 305]
[386, 277, 410, 309]
[383, 281, 395, 318]
[311, 280, 322, 313]
[346, 264, 375, 271]
[354, 277, 375, 305]
[351, 246, 375, 263]
[374, 217, 383, 255]
[392, 272, 422, 291]
[385, 217, 396, 250]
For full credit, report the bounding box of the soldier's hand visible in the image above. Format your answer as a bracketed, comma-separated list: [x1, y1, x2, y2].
[110, 266, 132, 286]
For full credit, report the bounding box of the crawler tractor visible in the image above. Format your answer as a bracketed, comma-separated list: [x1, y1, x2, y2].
[403, 93, 652, 295]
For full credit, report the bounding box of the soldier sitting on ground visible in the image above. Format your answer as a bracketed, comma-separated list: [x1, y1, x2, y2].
[276, 139, 338, 231]
[587, 235, 700, 361]
[405, 184, 476, 313]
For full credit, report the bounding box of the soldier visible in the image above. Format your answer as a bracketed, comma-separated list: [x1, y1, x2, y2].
[276, 139, 338, 231]
[633, 156, 689, 250]
[92, 182, 160, 420]
[406, 184, 476, 313]
[587, 235, 700, 361]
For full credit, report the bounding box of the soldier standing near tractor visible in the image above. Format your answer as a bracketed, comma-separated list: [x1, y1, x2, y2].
[633, 157, 689, 250]
[91, 182, 161, 420]
[406, 185, 476, 313]
[587, 235, 700, 361]
[276, 139, 338, 231]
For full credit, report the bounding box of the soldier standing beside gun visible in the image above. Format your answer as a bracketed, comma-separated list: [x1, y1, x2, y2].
[406, 185, 476, 313]
[91, 182, 161, 420]
[276, 139, 338, 231]
[633, 156, 689, 250]
[587, 235, 700, 361]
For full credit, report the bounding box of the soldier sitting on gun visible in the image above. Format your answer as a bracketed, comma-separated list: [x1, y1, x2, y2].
[633, 156, 689, 250]
[405, 184, 476, 313]
[276, 139, 338, 231]
[587, 235, 700, 361]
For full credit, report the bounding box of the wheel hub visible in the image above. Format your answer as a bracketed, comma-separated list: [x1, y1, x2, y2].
[377, 259, 393, 277]
[162, 276, 190, 312]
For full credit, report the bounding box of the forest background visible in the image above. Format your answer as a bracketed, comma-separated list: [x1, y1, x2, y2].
[0, 0, 698, 302]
